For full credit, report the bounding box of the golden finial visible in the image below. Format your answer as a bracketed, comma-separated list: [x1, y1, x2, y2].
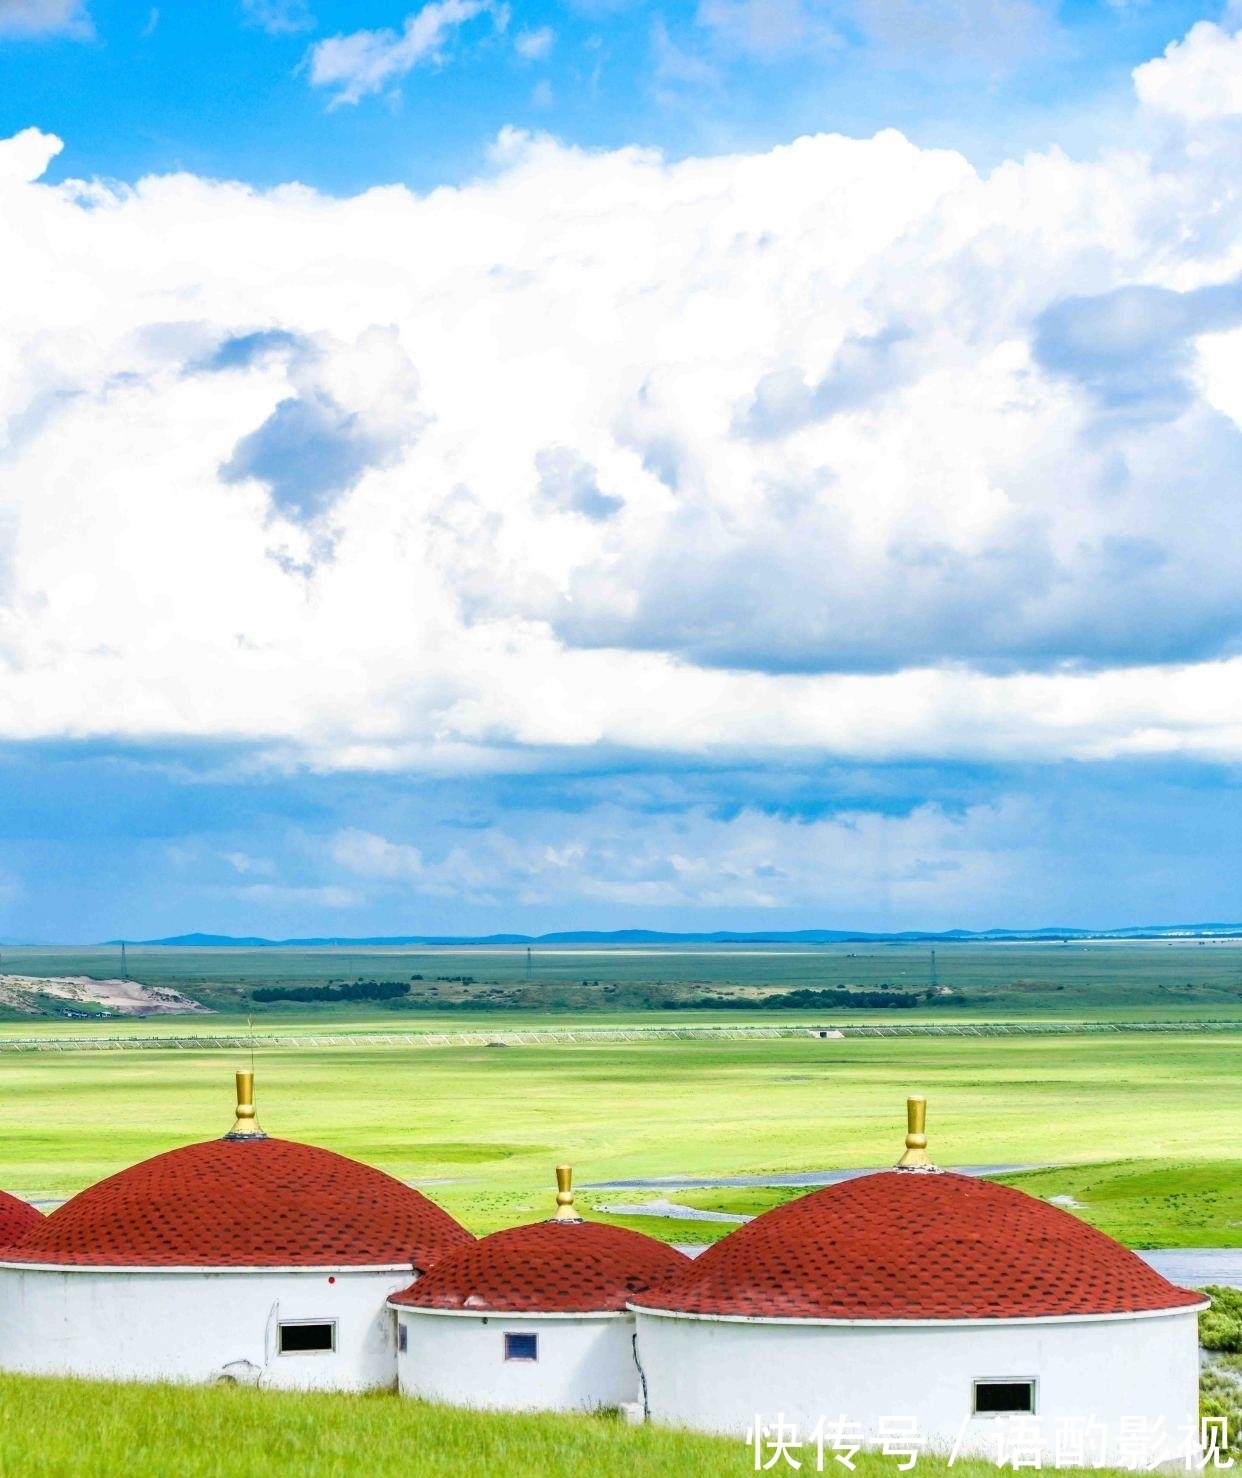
[552, 1164, 584, 1222]
[895, 1095, 936, 1171]
[224, 1069, 267, 1140]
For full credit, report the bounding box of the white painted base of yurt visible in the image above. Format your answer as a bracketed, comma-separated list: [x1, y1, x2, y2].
[0, 1263, 412, 1390]
[633, 1305, 1202, 1465]
[395, 1307, 640, 1413]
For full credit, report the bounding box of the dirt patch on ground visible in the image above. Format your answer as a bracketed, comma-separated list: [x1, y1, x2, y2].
[0, 975, 211, 1016]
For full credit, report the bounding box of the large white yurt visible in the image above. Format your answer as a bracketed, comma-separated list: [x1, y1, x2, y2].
[0, 1070, 472, 1390]
[632, 1098, 1206, 1465]
[390, 1166, 687, 1414]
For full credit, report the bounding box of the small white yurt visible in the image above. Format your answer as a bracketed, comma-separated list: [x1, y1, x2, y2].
[632, 1098, 1206, 1465]
[390, 1166, 688, 1414]
[0, 1070, 472, 1390]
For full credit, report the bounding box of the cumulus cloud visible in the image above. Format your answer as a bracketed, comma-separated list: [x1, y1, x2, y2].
[0, 0, 90, 38]
[1133, 21, 1242, 121]
[0, 127, 62, 181]
[307, 0, 502, 106]
[5, 23, 1242, 772]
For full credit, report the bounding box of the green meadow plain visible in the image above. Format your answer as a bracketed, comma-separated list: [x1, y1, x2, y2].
[0, 938, 1240, 1246]
[2, 940, 1241, 1475]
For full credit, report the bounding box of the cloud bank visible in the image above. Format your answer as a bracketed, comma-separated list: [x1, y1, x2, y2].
[4, 21, 1242, 787]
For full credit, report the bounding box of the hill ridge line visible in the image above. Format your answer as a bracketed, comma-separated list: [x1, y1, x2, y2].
[104, 924, 1242, 948]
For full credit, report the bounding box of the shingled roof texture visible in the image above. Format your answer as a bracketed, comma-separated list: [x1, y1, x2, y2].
[391, 1219, 689, 1313]
[630, 1171, 1204, 1320]
[2, 1137, 473, 1270]
[0, 1190, 42, 1251]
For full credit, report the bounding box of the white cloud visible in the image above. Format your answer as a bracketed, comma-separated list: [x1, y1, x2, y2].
[0, 127, 61, 181]
[242, 0, 315, 35]
[326, 803, 1021, 912]
[0, 0, 90, 37]
[307, 0, 500, 106]
[1133, 21, 1242, 121]
[330, 829, 425, 881]
[5, 22, 1242, 774]
[514, 23, 554, 60]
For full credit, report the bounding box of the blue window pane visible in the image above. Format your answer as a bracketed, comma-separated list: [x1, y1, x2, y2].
[504, 1332, 538, 1361]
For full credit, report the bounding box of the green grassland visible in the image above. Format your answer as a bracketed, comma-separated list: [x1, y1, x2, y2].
[0, 1025, 1239, 1249]
[5, 938, 1242, 1019]
[0, 946, 1239, 1477]
[0, 1373, 1022, 1478]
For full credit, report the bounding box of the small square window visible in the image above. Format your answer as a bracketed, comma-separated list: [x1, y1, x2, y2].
[973, 1380, 1035, 1415]
[398, 1323, 408, 1354]
[278, 1321, 336, 1355]
[504, 1332, 538, 1362]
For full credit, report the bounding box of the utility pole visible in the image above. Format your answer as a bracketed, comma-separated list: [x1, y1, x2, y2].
[121, 941, 128, 981]
[929, 949, 938, 991]
[526, 946, 532, 980]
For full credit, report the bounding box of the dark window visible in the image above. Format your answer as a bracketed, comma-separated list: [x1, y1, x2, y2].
[504, 1332, 538, 1362]
[398, 1323, 408, 1354]
[278, 1321, 336, 1354]
[973, 1381, 1035, 1415]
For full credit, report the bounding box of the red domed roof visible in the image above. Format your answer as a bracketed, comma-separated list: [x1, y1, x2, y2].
[0, 1190, 41, 1250]
[2, 1137, 473, 1270]
[631, 1172, 1204, 1321]
[390, 1219, 689, 1314]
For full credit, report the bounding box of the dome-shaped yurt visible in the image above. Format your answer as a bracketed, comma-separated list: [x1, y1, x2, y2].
[391, 1166, 687, 1413]
[0, 1070, 472, 1390]
[632, 1098, 1205, 1464]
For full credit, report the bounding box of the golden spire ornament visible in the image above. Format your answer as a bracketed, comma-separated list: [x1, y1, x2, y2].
[552, 1164, 584, 1222]
[895, 1095, 936, 1172]
[225, 1069, 267, 1140]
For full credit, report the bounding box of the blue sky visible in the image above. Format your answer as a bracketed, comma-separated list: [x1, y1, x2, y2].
[0, 0, 1221, 190]
[2, 0, 1242, 940]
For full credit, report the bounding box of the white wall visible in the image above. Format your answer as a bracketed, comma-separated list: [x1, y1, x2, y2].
[0, 1264, 412, 1391]
[634, 1308, 1202, 1465]
[395, 1309, 639, 1413]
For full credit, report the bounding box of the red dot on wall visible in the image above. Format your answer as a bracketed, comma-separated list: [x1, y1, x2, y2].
[328, 1276, 336, 1284]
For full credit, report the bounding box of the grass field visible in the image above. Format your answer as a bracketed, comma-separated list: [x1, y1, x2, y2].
[0, 1022, 1240, 1248]
[0, 947, 1239, 1476]
[0, 1374, 1023, 1478]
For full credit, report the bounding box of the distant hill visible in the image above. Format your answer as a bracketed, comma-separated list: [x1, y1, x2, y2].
[118, 924, 1242, 947]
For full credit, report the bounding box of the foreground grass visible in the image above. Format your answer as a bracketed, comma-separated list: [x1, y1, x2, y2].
[0, 1375, 1005, 1478]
